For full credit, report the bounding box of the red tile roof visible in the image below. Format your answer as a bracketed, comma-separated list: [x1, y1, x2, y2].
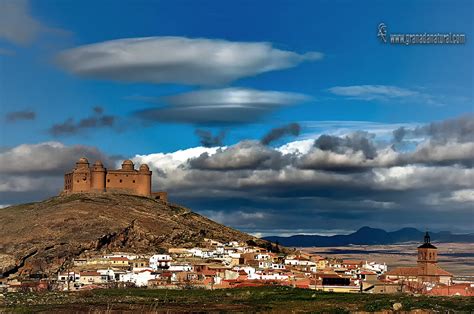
[385, 267, 419, 276]
[386, 266, 453, 277]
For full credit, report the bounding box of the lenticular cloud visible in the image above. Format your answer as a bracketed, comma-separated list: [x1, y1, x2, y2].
[56, 36, 323, 85]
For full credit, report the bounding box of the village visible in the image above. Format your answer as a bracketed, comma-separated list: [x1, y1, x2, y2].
[1, 159, 472, 299]
[2, 236, 473, 297]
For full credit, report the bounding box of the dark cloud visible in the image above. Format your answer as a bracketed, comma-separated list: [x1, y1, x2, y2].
[5, 110, 36, 122]
[393, 127, 406, 143]
[93, 106, 104, 114]
[188, 141, 291, 171]
[261, 123, 301, 145]
[3, 116, 473, 234]
[393, 115, 474, 143]
[0, 141, 120, 205]
[195, 129, 226, 147]
[0, 142, 118, 175]
[314, 131, 377, 159]
[48, 107, 116, 136]
[407, 141, 474, 167]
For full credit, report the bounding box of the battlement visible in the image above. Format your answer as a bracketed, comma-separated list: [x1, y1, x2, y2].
[63, 157, 167, 201]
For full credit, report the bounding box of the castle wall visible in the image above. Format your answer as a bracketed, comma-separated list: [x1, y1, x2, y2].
[64, 173, 73, 192]
[105, 170, 146, 195]
[151, 191, 168, 202]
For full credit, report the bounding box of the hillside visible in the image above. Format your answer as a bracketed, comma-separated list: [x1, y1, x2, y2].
[0, 193, 264, 278]
[263, 226, 474, 247]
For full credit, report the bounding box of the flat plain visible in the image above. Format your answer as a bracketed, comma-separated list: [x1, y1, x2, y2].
[302, 242, 474, 276]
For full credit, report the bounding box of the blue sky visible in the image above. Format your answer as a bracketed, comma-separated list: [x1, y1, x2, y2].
[0, 0, 473, 234]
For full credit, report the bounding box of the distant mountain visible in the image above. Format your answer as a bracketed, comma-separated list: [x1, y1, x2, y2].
[263, 226, 474, 247]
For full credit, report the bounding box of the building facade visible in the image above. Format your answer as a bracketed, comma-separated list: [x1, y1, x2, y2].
[63, 157, 167, 201]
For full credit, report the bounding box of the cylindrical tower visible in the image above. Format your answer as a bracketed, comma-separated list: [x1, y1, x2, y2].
[137, 164, 152, 196]
[75, 157, 89, 169]
[91, 160, 106, 192]
[122, 160, 135, 171]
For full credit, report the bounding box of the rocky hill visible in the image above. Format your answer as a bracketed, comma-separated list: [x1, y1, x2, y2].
[0, 193, 265, 278]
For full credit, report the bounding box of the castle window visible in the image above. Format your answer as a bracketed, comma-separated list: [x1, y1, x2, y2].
[120, 179, 122, 183]
[133, 180, 135, 183]
[107, 179, 110, 183]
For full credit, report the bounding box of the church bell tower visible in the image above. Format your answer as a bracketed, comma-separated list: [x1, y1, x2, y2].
[417, 232, 438, 274]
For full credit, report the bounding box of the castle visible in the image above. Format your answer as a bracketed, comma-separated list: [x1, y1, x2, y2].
[63, 157, 167, 201]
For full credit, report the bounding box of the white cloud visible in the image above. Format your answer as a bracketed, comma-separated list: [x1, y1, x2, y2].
[135, 88, 310, 124]
[277, 139, 314, 155]
[57, 37, 323, 85]
[327, 85, 444, 106]
[372, 165, 474, 191]
[448, 189, 474, 203]
[328, 85, 418, 99]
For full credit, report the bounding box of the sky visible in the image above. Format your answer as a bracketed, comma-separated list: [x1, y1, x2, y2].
[0, 0, 473, 236]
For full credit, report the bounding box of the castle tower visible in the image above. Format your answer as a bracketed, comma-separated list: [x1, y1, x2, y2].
[71, 157, 92, 193]
[121, 159, 135, 171]
[417, 232, 438, 275]
[137, 164, 152, 196]
[91, 160, 106, 192]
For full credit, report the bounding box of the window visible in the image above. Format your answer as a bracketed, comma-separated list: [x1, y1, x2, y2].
[133, 180, 135, 183]
[119, 179, 122, 183]
[107, 179, 110, 183]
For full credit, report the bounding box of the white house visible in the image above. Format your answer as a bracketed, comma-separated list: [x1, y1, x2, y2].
[149, 254, 172, 270]
[251, 270, 289, 281]
[169, 264, 193, 272]
[119, 269, 158, 287]
[57, 272, 80, 282]
[271, 263, 286, 270]
[103, 253, 139, 260]
[363, 261, 387, 274]
[233, 266, 256, 278]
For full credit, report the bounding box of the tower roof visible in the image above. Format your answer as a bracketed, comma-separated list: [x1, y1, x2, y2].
[139, 164, 150, 172]
[121, 159, 135, 171]
[418, 231, 437, 249]
[77, 157, 89, 164]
